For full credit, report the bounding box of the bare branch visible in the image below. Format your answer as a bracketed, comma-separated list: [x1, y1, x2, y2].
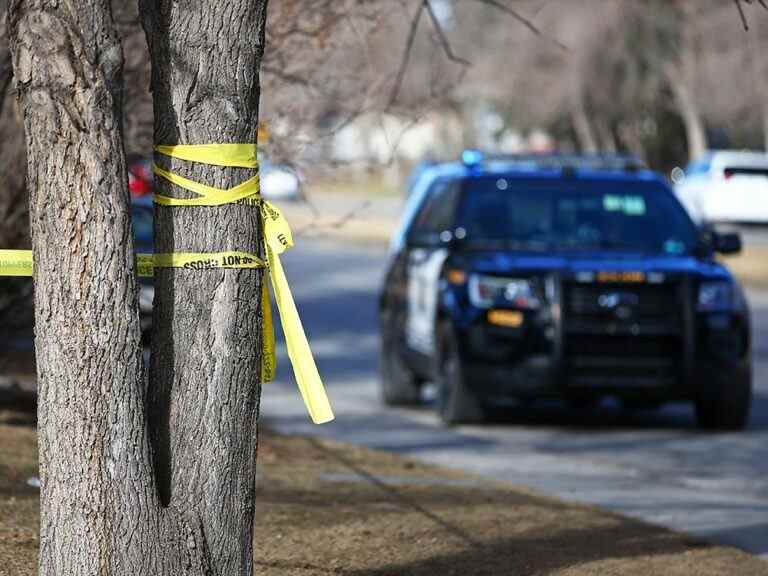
[388, 1, 426, 106]
[424, 0, 471, 67]
[468, 0, 569, 51]
[735, 0, 768, 30]
[735, 0, 750, 30]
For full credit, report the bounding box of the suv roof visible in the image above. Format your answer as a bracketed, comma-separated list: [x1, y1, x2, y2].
[391, 152, 668, 252]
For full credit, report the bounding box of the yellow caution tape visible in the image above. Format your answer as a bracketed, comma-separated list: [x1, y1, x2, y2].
[0, 248, 278, 389]
[1, 250, 265, 278]
[154, 144, 334, 425]
[136, 251, 266, 276]
[0, 249, 34, 277]
[0, 145, 334, 424]
[155, 143, 258, 168]
[153, 143, 260, 206]
[152, 165, 261, 207]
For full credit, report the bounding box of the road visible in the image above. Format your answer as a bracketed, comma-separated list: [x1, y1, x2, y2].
[264, 238, 768, 558]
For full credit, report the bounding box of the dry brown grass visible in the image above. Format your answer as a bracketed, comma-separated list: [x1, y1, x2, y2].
[1, 411, 766, 576]
[722, 246, 768, 290]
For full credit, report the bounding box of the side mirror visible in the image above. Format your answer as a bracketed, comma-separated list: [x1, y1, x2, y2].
[713, 231, 742, 255]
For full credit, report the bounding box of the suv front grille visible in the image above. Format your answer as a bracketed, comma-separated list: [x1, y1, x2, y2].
[562, 282, 683, 388]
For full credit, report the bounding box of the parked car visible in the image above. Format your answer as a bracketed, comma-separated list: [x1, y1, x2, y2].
[128, 157, 153, 198]
[260, 161, 304, 201]
[131, 196, 154, 340]
[675, 150, 768, 224]
[379, 151, 752, 429]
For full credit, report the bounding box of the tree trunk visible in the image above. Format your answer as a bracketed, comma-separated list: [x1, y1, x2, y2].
[9, 0, 269, 573]
[7, 1, 166, 573]
[747, 15, 768, 152]
[140, 1, 269, 574]
[668, 70, 707, 162]
[571, 91, 598, 154]
[0, 7, 12, 111]
[594, 118, 617, 154]
[666, 4, 707, 162]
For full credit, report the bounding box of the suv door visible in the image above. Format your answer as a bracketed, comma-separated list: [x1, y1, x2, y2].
[403, 179, 462, 359]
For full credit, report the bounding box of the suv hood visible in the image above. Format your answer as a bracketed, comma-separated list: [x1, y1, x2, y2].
[460, 250, 731, 282]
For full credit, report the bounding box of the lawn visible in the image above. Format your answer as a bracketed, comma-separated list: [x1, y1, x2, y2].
[1, 409, 766, 575]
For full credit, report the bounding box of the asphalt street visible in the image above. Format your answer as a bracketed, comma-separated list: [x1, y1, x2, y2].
[264, 238, 768, 558]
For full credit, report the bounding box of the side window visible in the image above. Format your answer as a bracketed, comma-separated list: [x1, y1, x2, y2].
[408, 179, 461, 245]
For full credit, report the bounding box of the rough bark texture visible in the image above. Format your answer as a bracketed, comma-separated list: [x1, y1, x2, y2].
[9, 0, 267, 574]
[7, 1, 162, 574]
[0, 3, 30, 253]
[0, 8, 12, 107]
[140, 1, 269, 574]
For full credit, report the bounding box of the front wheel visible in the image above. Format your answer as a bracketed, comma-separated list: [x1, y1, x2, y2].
[379, 315, 422, 406]
[436, 325, 485, 425]
[695, 363, 752, 431]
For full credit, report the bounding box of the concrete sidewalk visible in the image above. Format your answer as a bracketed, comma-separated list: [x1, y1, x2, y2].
[277, 191, 401, 246]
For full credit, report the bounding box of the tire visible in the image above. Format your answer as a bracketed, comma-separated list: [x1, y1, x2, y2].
[566, 397, 600, 411]
[695, 363, 752, 431]
[379, 316, 422, 406]
[436, 324, 485, 425]
[621, 399, 662, 413]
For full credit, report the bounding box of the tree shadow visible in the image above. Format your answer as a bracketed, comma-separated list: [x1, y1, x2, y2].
[476, 391, 768, 433]
[343, 523, 709, 576]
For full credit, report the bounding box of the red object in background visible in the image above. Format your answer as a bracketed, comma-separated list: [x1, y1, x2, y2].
[128, 159, 153, 197]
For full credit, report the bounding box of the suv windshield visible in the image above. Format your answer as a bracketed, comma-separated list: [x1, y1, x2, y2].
[459, 178, 698, 254]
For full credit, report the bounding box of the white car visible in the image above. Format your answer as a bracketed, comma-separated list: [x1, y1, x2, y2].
[675, 150, 768, 224]
[260, 162, 304, 201]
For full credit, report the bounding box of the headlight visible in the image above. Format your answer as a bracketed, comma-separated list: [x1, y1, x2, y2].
[468, 275, 541, 309]
[698, 281, 733, 312]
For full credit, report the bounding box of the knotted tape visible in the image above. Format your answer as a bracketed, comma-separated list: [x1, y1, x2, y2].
[152, 143, 333, 425]
[0, 144, 334, 425]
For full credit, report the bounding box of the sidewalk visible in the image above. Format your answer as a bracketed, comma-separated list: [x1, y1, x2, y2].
[1, 411, 766, 575]
[278, 191, 401, 246]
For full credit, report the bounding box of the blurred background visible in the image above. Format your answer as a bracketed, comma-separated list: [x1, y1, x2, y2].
[3, 1, 768, 245]
[2, 0, 768, 562]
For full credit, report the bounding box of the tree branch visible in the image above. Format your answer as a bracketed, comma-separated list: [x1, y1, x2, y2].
[734, 0, 768, 31]
[388, 0, 426, 106]
[468, 0, 568, 51]
[424, 0, 471, 67]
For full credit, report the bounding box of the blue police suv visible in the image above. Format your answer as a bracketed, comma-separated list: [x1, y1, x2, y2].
[378, 152, 752, 429]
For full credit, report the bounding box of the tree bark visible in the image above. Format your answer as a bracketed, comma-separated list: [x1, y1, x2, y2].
[7, 1, 166, 573]
[9, 0, 269, 573]
[0, 7, 12, 114]
[0, 5, 28, 251]
[140, 1, 269, 574]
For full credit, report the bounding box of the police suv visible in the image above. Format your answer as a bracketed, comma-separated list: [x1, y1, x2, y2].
[378, 152, 752, 429]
